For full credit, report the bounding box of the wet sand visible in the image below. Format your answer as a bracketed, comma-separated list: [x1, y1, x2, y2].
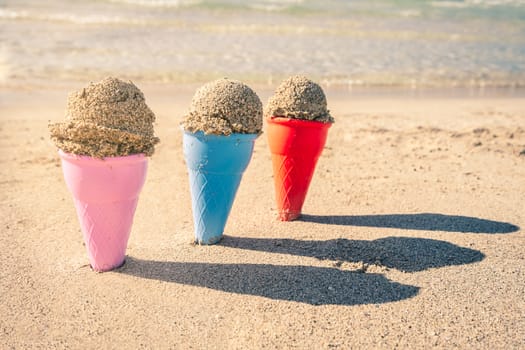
[1, 84, 524, 348]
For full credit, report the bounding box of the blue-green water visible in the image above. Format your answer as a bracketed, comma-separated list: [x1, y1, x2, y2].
[1, 0, 524, 88]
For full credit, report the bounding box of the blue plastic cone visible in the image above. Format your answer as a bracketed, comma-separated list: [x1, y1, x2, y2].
[182, 131, 258, 244]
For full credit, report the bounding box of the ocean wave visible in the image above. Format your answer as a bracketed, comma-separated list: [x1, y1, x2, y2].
[0, 9, 143, 25]
[2, 0, 524, 90]
[106, 0, 202, 7]
[0, 9, 28, 20]
[248, 0, 304, 12]
[431, 0, 525, 8]
[105, 0, 305, 12]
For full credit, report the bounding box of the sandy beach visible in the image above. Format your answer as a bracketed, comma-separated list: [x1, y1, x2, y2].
[1, 83, 524, 348]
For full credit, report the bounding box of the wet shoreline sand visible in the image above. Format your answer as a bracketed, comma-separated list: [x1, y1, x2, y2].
[1, 84, 524, 348]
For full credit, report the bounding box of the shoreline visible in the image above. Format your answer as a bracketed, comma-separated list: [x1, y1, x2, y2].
[2, 81, 525, 122]
[3, 78, 525, 95]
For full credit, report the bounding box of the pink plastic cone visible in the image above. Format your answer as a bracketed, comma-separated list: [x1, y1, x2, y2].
[59, 150, 148, 272]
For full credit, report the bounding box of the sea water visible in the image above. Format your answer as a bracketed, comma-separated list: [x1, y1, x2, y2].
[1, 0, 524, 89]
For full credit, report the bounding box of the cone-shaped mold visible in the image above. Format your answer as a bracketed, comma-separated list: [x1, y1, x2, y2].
[183, 131, 258, 244]
[59, 150, 148, 271]
[266, 117, 331, 221]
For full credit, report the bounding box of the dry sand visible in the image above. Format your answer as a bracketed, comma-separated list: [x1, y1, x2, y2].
[1, 84, 524, 349]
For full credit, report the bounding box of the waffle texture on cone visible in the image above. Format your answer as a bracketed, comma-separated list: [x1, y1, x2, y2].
[265, 75, 334, 123]
[181, 78, 263, 135]
[49, 77, 159, 158]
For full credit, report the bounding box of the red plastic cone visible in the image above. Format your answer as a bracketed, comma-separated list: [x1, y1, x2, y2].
[267, 117, 332, 221]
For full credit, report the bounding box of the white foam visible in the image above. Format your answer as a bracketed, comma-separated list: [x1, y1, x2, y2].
[0, 9, 30, 20]
[0, 8, 141, 25]
[107, 0, 201, 7]
[399, 9, 421, 17]
[432, 0, 525, 8]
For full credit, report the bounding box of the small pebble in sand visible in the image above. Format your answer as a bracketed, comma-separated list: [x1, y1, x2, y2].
[49, 77, 159, 158]
[181, 78, 263, 135]
[265, 75, 334, 123]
